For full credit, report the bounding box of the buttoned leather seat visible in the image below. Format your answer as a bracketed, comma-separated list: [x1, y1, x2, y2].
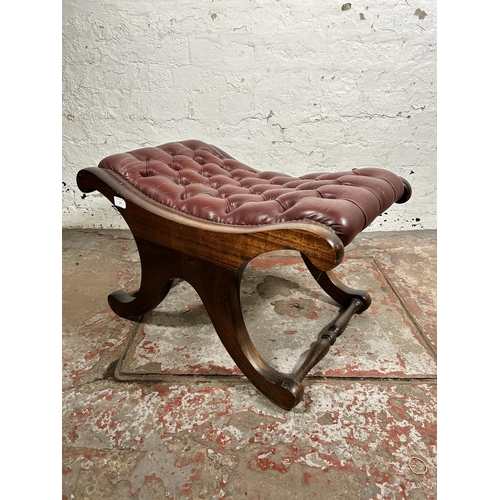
[98, 139, 410, 246]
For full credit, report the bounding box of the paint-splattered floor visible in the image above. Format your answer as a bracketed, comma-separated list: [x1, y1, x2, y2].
[62, 229, 436, 499]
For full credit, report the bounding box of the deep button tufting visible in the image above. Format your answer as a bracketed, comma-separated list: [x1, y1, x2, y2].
[98, 139, 408, 246]
[275, 190, 321, 210]
[184, 184, 219, 199]
[208, 175, 241, 190]
[217, 184, 250, 198]
[201, 163, 229, 177]
[260, 188, 297, 202]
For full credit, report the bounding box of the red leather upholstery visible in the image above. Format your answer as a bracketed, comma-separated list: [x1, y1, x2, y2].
[99, 139, 408, 246]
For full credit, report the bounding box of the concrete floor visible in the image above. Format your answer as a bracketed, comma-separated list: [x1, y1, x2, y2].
[62, 228, 437, 500]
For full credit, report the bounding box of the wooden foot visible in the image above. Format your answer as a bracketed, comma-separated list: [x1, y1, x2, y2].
[108, 237, 179, 320]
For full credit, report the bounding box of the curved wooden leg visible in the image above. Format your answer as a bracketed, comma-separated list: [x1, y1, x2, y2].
[180, 253, 376, 410]
[185, 257, 306, 410]
[108, 236, 179, 320]
[301, 253, 371, 311]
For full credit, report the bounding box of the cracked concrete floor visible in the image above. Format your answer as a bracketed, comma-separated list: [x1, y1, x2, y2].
[62, 229, 436, 499]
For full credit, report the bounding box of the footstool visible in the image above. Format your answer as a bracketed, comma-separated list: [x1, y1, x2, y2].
[77, 139, 411, 410]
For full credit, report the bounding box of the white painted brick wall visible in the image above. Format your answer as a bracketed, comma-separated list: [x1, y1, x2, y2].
[62, 0, 436, 232]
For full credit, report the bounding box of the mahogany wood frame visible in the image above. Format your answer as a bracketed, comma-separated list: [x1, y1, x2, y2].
[77, 167, 372, 410]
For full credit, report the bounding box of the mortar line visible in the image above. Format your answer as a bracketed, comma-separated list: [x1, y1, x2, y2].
[65, 372, 437, 392]
[372, 256, 437, 360]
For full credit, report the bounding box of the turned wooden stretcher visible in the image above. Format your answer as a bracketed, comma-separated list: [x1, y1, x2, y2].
[77, 139, 411, 410]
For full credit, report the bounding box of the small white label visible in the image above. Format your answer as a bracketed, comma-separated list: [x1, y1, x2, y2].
[114, 196, 126, 209]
